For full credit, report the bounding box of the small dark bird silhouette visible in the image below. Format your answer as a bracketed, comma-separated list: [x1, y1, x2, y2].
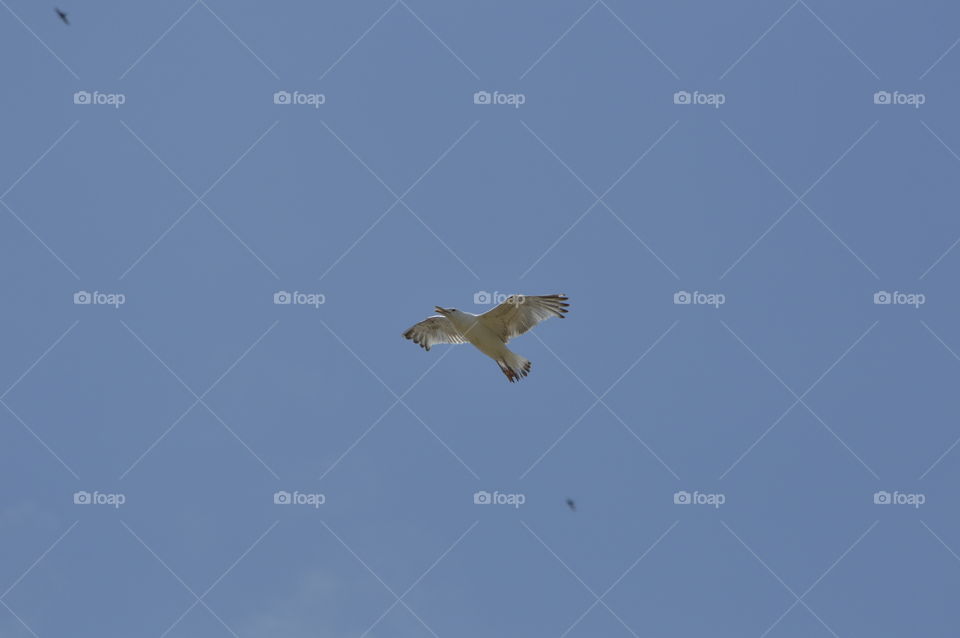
[565, 498, 576, 511]
[55, 8, 69, 24]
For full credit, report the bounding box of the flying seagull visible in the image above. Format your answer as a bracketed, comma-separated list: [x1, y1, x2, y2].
[403, 294, 569, 382]
[565, 498, 576, 511]
[55, 7, 69, 24]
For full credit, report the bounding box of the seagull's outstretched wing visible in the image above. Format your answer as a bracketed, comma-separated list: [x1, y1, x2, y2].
[480, 294, 569, 342]
[403, 316, 466, 351]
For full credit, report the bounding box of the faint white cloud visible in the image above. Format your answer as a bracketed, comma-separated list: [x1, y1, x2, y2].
[239, 569, 374, 638]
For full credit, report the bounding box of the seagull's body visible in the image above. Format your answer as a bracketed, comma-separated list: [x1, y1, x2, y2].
[403, 294, 569, 382]
[55, 7, 69, 24]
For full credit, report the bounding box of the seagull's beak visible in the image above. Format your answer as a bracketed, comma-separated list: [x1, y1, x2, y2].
[435, 306, 449, 315]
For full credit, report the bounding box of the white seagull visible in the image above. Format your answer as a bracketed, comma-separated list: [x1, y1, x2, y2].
[403, 294, 569, 382]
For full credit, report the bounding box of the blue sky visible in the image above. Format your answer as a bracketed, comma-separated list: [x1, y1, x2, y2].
[2, 1, 960, 636]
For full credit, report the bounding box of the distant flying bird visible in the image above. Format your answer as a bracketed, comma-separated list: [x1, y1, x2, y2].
[403, 294, 569, 382]
[566, 498, 576, 511]
[55, 7, 69, 24]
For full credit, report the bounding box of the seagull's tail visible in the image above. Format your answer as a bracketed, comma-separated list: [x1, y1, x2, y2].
[498, 352, 531, 383]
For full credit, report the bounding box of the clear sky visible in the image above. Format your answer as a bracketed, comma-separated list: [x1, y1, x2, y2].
[2, 1, 960, 636]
